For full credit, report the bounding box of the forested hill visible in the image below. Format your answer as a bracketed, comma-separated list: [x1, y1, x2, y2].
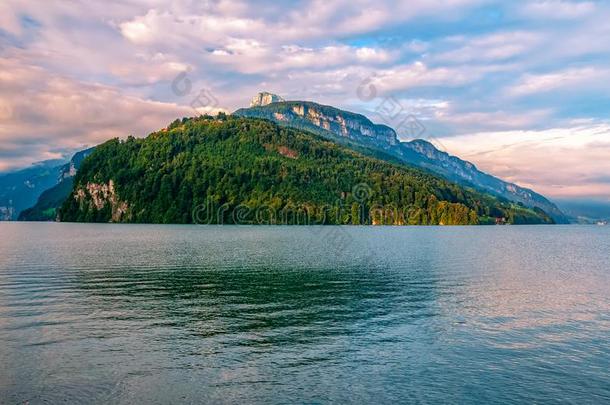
[59, 115, 554, 225]
[235, 96, 568, 223]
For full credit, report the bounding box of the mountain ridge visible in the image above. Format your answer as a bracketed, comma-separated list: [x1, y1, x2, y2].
[235, 93, 568, 223]
[0, 159, 68, 220]
[18, 147, 95, 221]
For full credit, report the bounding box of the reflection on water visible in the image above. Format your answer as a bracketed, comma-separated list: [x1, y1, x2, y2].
[1, 223, 609, 404]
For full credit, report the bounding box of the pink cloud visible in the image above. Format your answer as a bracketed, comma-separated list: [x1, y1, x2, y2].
[438, 124, 610, 199]
[0, 57, 199, 171]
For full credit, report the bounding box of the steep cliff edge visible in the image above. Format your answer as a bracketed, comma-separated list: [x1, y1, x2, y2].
[250, 92, 285, 107]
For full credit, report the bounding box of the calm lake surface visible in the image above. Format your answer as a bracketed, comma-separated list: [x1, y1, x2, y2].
[0, 223, 609, 404]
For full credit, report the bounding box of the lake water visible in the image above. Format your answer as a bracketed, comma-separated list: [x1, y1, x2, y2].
[0, 223, 609, 404]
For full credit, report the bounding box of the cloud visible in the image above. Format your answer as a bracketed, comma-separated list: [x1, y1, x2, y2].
[0, 2, 22, 36]
[205, 43, 396, 75]
[520, 0, 596, 19]
[0, 57, 199, 172]
[434, 31, 543, 63]
[438, 123, 610, 199]
[116, 0, 478, 49]
[364, 62, 509, 95]
[110, 0, 486, 77]
[433, 107, 553, 133]
[118, 7, 266, 47]
[506, 67, 610, 97]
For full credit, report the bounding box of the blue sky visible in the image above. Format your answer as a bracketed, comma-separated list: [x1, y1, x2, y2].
[1, 0, 609, 201]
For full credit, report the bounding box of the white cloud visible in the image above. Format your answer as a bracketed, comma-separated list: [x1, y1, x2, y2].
[207, 43, 396, 74]
[434, 107, 553, 133]
[366, 61, 515, 95]
[434, 31, 543, 63]
[506, 67, 610, 97]
[113, 0, 486, 55]
[521, 0, 596, 19]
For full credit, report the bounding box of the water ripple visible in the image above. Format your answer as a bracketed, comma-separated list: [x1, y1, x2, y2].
[1, 223, 609, 404]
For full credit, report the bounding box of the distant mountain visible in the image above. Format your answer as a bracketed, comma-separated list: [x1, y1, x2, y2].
[554, 199, 610, 224]
[235, 93, 568, 223]
[0, 159, 67, 220]
[19, 148, 95, 221]
[59, 116, 552, 225]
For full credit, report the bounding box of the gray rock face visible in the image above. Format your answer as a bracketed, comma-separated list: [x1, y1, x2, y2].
[237, 100, 398, 147]
[250, 92, 285, 107]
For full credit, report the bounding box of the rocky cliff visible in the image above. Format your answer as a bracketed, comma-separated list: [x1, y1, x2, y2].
[250, 92, 285, 107]
[72, 180, 130, 222]
[236, 99, 398, 147]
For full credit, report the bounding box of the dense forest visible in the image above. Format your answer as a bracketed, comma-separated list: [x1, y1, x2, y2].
[59, 115, 554, 225]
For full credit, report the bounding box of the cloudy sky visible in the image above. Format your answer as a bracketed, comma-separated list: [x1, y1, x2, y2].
[1, 0, 609, 202]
